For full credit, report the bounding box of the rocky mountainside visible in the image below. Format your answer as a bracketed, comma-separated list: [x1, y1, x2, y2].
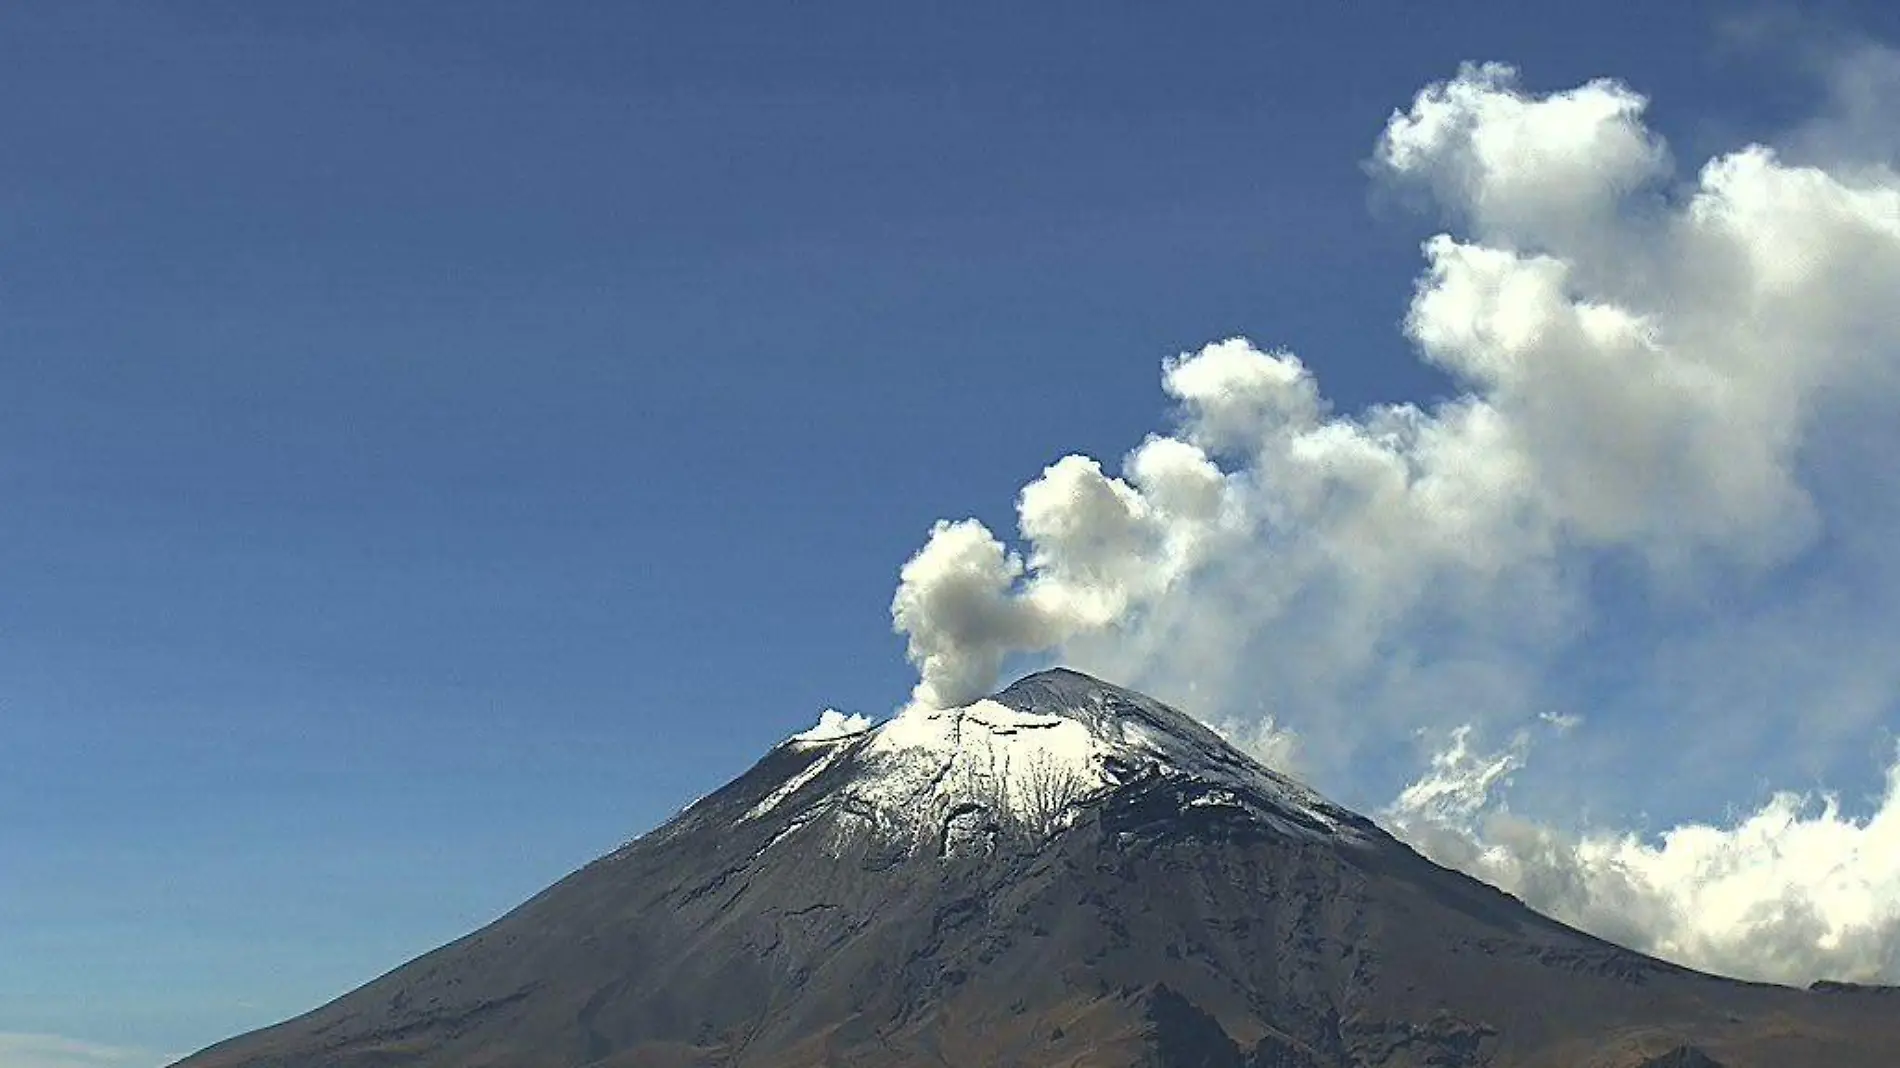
[173, 669, 1900, 1067]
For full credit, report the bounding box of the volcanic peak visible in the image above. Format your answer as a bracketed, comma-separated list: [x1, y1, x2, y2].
[762, 668, 1364, 855]
[173, 667, 1900, 1068]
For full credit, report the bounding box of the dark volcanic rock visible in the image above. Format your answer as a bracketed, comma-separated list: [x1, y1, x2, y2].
[173, 669, 1900, 1068]
[1246, 1032, 1329, 1068]
[1636, 1047, 1726, 1068]
[1808, 979, 1900, 995]
[1142, 984, 1251, 1068]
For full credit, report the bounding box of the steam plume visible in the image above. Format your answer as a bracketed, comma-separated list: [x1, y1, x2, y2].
[890, 57, 1900, 984]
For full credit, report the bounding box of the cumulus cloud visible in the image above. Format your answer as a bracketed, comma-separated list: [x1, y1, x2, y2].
[1390, 728, 1900, 986]
[1377, 61, 1669, 252]
[887, 58, 1900, 982]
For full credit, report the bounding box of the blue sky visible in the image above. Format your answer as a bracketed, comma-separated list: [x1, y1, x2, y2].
[6, 3, 1900, 1063]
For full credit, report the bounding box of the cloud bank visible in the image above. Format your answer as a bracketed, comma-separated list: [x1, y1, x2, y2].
[1391, 728, 1900, 986]
[0, 1033, 169, 1068]
[889, 59, 1900, 984]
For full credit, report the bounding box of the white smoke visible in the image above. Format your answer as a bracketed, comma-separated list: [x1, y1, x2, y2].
[791, 708, 874, 743]
[895, 60, 1900, 713]
[888, 57, 1900, 983]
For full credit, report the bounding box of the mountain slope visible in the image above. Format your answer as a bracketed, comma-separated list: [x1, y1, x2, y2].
[173, 669, 1900, 1068]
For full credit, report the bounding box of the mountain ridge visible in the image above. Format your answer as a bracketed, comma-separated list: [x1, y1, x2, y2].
[172, 668, 1900, 1068]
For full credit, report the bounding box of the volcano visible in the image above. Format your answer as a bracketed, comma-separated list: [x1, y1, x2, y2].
[174, 669, 1900, 1067]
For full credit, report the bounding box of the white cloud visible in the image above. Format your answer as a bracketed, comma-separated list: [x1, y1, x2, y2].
[1389, 729, 1900, 986]
[791, 708, 874, 743]
[1389, 725, 1527, 824]
[1376, 61, 1669, 253]
[0, 1033, 169, 1068]
[886, 58, 1900, 983]
[1209, 714, 1302, 778]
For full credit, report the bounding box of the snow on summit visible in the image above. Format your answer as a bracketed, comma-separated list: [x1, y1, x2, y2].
[851, 698, 1106, 842]
[757, 669, 1365, 857]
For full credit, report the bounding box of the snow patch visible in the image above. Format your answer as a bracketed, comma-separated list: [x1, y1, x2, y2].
[851, 699, 1108, 837]
[743, 744, 849, 822]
